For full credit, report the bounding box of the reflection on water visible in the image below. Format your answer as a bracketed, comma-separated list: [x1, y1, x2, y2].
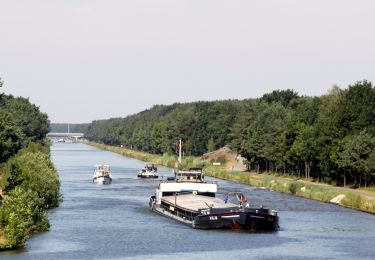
[1, 143, 375, 259]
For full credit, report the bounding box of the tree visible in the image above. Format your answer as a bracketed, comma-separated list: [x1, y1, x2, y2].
[0, 110, 25, 163]
[366, 151, 375, 185]
[151, 121, 166, 153]
[333, 80, 375, 136]
[237, 102, 288, 173]
[260, 89, 299, 107]
[285, 97, 322, 179]
[336, 131, 375, 187]
[0, 95, 50, 141]
[291, 124, 318, 180]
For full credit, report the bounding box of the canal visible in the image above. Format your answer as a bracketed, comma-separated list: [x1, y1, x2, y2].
[1, 142, 375, 259]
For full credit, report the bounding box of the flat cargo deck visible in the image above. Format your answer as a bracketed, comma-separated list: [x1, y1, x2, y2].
[161, 194, 237, 212]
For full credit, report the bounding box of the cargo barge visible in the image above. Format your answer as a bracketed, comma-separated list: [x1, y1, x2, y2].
[149, 169, 279, 231]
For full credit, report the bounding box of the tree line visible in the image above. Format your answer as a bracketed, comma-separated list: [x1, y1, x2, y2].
[0, 90, 61, 249]
[84, 80, 375, 187]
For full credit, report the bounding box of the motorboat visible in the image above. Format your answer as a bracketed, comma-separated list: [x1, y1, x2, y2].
[138, 163, 158, 178]
[93, 164, 112, 184]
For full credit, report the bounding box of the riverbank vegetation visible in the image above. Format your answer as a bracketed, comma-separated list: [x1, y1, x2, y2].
[0, 91, 61, 249]
[85, 80, 375, 189]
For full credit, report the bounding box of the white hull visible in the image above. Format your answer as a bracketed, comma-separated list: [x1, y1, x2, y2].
[138, 163, 158, 178]
[93, 164, 112, 184]
[93, 176, 112, 184]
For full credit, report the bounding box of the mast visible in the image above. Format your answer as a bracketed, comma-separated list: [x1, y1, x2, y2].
[178, 139, 182, 163]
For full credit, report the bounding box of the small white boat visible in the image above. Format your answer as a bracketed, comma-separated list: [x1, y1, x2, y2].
[138, 163, 158, 178]
[93, 164, 112, 184]
[58, 138, 65, 142]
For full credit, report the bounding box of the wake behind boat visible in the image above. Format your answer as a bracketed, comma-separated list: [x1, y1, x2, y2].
[93, 164, 112, 184]
[149, 168, 279, 231]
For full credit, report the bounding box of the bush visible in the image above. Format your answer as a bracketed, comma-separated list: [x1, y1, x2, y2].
[0, 188, 49, 249]
[0, 142, 61, 249]
[1, 150, 61, 209]
[289, 182, 298, 194]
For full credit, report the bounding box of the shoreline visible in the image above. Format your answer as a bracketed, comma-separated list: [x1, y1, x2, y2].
[83, 140, 375, 214]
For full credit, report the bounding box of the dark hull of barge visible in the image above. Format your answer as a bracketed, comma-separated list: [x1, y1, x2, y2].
[192, 209, 279, 231]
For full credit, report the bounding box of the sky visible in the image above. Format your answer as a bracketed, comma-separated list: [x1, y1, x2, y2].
[1, 0, 374, 123]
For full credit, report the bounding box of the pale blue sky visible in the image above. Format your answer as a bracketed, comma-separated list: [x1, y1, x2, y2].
[1, 0, 374, 123]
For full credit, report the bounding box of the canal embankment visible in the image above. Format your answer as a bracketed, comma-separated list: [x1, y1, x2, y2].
[84, 140, 375, 214]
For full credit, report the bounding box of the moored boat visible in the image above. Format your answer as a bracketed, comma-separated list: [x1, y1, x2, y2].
[149, 169, 279, 231]
[93, 164, 112, 184]
[138, 163, 158, 178]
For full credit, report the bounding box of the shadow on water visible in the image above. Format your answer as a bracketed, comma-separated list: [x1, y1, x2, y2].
[1, 142, 375, 260]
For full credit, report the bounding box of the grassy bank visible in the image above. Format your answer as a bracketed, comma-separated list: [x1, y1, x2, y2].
[84, 141, 375, 214]
[203, 166, 375, 213]
[85, 141, 211, 169]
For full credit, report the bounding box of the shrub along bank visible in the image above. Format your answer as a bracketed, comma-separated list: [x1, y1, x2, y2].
[0, 142, 61, 249]
[85, 141, 375, 214]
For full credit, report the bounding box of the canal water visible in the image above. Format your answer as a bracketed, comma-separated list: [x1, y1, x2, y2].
[1, 142, 375, 259]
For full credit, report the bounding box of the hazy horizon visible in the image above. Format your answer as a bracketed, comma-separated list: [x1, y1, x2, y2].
[1, 0, 374, 123]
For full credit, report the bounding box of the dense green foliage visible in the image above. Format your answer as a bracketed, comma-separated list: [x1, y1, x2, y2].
[50, 123, 90, 133]
[0, 90, 60, 249]
[85, 81, 375, 187]
[1, 143, 61, 208]
[0, 187, 49, 248]
[0, 94, 50, 164]
[86, 100, 244, 154]
[0, 94, 49, 142]
[0, 143, 60, 249]
[0, 110, 25, 163]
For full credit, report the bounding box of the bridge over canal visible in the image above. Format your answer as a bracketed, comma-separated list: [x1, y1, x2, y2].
[47, 132, 84, 142]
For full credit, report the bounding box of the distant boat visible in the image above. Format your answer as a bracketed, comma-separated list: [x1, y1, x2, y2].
[138, 163, 158, 178]
[93, 164, 112, 184]
[58, 138, 65, 143]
